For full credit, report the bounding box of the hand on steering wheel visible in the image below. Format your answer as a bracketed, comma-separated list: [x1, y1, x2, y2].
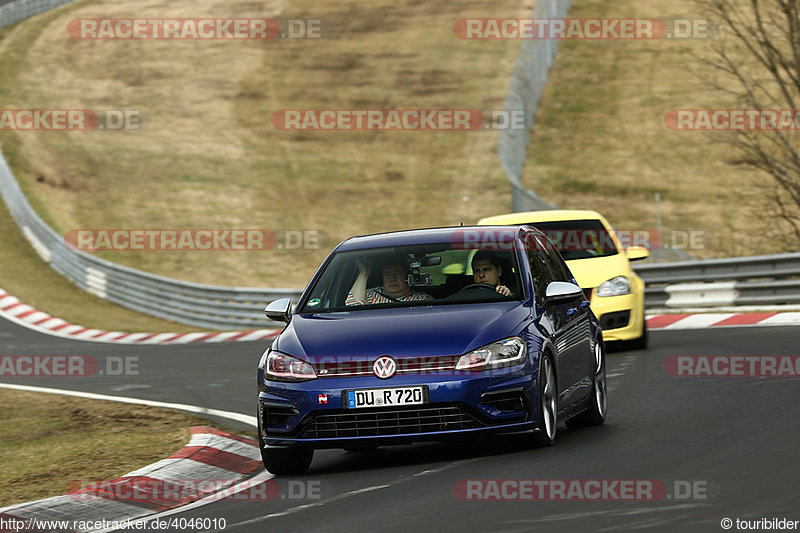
[459, 283, 511, 296]
[459, 283, 498, 291]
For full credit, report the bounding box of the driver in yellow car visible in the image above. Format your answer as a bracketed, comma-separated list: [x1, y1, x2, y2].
[471, 251, 512, 296]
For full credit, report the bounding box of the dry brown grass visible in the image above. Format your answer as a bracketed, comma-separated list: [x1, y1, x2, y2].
[0, 389, 213, 506]
[0, 194, 206, 332]
[2, 0, 788, 335]
[0, 0, 530, 294]
[524, 0, 789, 257]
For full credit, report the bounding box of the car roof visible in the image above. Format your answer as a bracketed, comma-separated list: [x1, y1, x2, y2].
[335, 225, 539, 251]
[478, 209, 606, 224]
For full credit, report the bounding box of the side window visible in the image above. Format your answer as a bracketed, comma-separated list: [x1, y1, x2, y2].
[527, 241, 554, 306]
[541, 237, 572, 283]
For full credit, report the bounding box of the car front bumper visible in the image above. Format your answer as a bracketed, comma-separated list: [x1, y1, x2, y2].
[589, 291, 645, 342]
[258, 371, 539, 448]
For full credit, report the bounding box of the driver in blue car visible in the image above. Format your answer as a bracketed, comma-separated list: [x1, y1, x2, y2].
[345, 258, 433, 305]
[471, 251, 512, 296]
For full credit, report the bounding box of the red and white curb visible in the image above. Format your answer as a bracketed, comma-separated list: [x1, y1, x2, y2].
[0, 427, 266, 533]
[0, 288, 280, 344]
[647, 311, 800, 330]
[5, 288, 798, 345]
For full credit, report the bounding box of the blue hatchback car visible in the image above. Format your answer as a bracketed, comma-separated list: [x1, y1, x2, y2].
[257, 226, 606, 475]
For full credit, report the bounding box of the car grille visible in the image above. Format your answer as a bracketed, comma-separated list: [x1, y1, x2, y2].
[316, 356, 459, 378]
[599, 310, 631, 330]
[297, 405, 482, 438]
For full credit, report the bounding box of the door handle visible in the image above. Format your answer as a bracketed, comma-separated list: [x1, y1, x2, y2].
[567, 307, 577, 317]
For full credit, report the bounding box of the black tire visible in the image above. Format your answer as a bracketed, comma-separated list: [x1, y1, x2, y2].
[566, 337, 607, 428]
[531, 353, 557, 447]
[260, 446, 314, 476]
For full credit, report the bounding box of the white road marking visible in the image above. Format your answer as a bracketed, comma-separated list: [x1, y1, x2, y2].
[124, 458, 245, 482]
[221, 484, 393, 527]
[4, 304, 33, 317]
[0, 383, 256, 426]
[200, 331, 242, 343]
[759, 312, 800, 326]
[189, 433, 261, 461]
[663, 313, 734, 330]
[219, 460, 480, 530]
[0, 383, 265, 531]
[506, 502, 709, 524]
[164, 332, 212, 344]
[21, 311, 49, 323]
[91, 471, 275, 533]
[0, 288, 278, 345]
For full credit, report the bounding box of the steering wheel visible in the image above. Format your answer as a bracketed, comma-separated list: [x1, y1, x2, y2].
[458, 283, 498, 292]
[373, 288, 401, 302]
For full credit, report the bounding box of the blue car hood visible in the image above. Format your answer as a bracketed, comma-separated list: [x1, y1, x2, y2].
[274, 302, 530, 361]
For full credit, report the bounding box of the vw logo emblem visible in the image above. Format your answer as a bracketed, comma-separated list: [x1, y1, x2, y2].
[373, 356, 397, 379]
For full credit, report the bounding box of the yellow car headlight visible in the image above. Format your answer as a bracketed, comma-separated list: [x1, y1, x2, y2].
[596, 276, 631, 297]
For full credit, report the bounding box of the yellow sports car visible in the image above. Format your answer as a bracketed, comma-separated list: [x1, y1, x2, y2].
[478, 210, 649, 348]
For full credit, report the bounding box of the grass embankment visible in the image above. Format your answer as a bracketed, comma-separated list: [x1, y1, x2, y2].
[0, 196, 205, 332]
[0, 389, 213, 507]
[1, 0, 783, 334]
[525, 0, 781, 257]
[0, 0, 528, 294]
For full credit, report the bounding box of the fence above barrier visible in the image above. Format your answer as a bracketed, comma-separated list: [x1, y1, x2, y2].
[498, 0, 569, 212]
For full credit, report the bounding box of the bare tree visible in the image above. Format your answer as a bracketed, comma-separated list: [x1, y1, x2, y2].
[696, 0, 800, 249]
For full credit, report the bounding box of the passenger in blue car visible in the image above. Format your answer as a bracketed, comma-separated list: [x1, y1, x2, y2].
[345, 258, 432, 305]
[471, 251, 513, 296]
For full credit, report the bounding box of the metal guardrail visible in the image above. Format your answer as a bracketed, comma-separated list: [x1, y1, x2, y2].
[0, 0, 305, 330]
[1, 0, 798, 331]
[2, 134, 798, 327]
[634, 253, 800, 284]
[498, 0, 569, 212]
[0, 153, 300, 329]
[0, 0, 76, 28]
[634, 254, 800, 308]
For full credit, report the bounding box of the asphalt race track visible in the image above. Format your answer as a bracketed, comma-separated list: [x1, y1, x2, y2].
[1, 316, 798, 532]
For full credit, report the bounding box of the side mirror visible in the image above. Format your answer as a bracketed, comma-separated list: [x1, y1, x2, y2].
[264, 298, 292, 323]
[625, 246, 650, 262]
[544, 281, 583, 302]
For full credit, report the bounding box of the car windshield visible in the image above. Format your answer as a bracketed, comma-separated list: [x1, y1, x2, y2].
[298, 243, 524, 313]
[528, 220, 619, 260]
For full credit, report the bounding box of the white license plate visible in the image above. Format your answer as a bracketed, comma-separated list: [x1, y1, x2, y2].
[344, 386, 426, 409]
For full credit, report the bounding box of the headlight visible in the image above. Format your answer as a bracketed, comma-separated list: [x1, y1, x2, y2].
[596, 276, 631, 297]
[260, 349, 317, 381]
[456, 337, 527, 371]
